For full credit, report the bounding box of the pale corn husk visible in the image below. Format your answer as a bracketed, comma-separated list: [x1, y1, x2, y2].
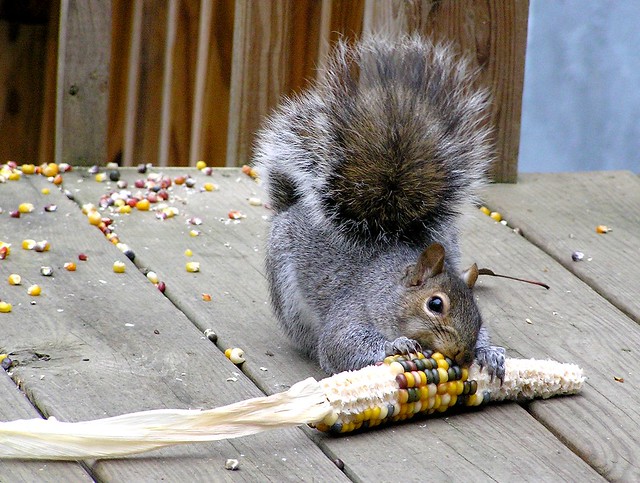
[0, 357, 584, 460]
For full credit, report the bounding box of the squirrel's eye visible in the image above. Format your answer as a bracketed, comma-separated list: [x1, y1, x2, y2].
[427, 296, 444, 314]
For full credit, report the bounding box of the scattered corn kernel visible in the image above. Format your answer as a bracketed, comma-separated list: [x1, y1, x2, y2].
[95, 172, 107, 182]
[136, 199, 150, 211]
[241, 164, 258, 179]
[41, 187, 50, 195]
[78, 253, 88, 261]
[479, 206, 491, 215]
[146, 271, 159, 284]
[52, 174, 63, 185]
[490, 211, 502, 222]
[196, 160, 207, 170]
[225, 347, 245, 364]
[113, 261, 126, 273]
[186, 261, 200, 273]
[81, 203, 96, 215]
[248, 197, 262, 206]
[189, 229, 200, 237]
[64, 262, 77, 271]
[596, 225, 611, 234]
[118, 205, 132, 214]
[0, 302, 12, 313]
[40, 266, 53, 276]
[27, 285, 42, 296]
[184, 249, 193, 257]
[203, 182, 215, 191]
[87, 211, 102, 226]
[202, 293, 212, 302]
[34, 240, 50, 252]
[0, 242, 10, 260]
[42, 163, 59, 177]
[228, 210, 245, 220]
[22, 239, 36, 250]
[18, 203, 34, 213]
[8, 274, 21, 285]
[21, 164, 36, 175]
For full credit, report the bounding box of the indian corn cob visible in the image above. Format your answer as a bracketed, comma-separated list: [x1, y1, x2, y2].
[0, 352, 584, 460]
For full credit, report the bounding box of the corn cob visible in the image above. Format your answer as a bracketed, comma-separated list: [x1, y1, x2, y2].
[0, 353, 584, 460]
[313, 351, 585, 434]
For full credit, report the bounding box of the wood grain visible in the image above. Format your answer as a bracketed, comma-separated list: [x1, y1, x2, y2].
[0, 17, 49, 164]
[226, 0, 322, 167]
[481, 171, 640, 324]
[55, 0, 111, 166]
[0, 174, 346, 481]
[362, 0, 529, 183]
[461, 209, 640, 481]
[193, 0, 235, 167]
[61, 168, 603, 481]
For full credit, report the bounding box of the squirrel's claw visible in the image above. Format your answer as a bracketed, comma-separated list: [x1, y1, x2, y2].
[384, 337, 422, 357]
[475, 345, 506, 384]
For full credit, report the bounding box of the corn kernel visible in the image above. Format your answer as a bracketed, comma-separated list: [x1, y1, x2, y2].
[184, 249, 193, 257]
[146, 271, 159, 284]
[136, 199, 150, 211]
[189, 230, 200, 237]
[479, 206, 491, 215]
[113, 261, 126, 273]
[22, 239, 36, 250]
[41, 187, 50, 195]
[196, 160, 207, 170]
[18, 203, 34, 213]
[21, 164, 36, 175]
[225, 347, 245, 364]
[34, 240, 50, 252]
[87, 211, 102, 226]
[0, 302, 12, 313]
[203, 182, 215, 191]
[490, 211, 502, 222]
[8, 274, 21, 285]
[202, 293, 212, 302]
[186, 261, 200, 273]
[42, 163, 59, 177]
[95, 172, 107, 182]
[596, 225, 611, 234]
[53, 174, 63, 185]
[64, 262, 77, 271]
[27, 285, 41, 296]
[118, 205, 132, 214]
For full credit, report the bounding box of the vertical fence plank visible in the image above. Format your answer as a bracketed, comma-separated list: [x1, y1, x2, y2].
[157, 0, 178, 167]
[107, 0, 133, 166]
[317, 0, 365, 75]
[165, 0, 200, 167]
[225, 0, 321, 167]
[122, 0, 143, 167]
[195, 0, 235, 167]
[55, 0, 111, 166]
[362, 0, 528, 183]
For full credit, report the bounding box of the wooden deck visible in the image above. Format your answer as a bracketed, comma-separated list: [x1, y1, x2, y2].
[0, 168, 637, 482]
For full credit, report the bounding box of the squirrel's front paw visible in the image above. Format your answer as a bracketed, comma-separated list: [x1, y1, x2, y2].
[475, 345, 506, 382]
[384, 337, 422, 357]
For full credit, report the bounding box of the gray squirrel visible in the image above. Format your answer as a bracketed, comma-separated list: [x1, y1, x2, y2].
[253, 35, 505, 379]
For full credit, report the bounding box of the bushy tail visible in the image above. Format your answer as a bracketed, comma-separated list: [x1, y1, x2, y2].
[253, 35, 493, 245]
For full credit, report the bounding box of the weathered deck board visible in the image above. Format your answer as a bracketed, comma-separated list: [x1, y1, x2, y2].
[0, 373, 92, 482]
[0, 175, 346, 481]
[461, 210, 640, 481]
[59, 168, 604, 481]
[481, 171, 640, 324]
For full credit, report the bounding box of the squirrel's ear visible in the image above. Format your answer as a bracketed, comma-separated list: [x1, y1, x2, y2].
[461, 263, 479, 289]
[405, 243, 445, 287]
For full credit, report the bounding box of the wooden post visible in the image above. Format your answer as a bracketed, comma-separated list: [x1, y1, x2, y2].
[55, 0, 112, 166]
[362, 0, 529, 183]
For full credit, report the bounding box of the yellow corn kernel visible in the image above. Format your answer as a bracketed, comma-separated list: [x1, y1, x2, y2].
[196, 160, 207, 170]
[113, 261, 126, 273]
[186, 261, 200, 273]
[479, 206, 491, 215]
[27, 285, 41, 296]
[490, 211, 502, 222]
[21, 164, 36, 175]
[18, 203, 34, 213]
[8, 274, 21, 285]
[0, 302, 12, 313]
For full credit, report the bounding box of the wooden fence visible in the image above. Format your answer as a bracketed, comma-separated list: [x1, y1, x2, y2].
[0, 0, 528, 182]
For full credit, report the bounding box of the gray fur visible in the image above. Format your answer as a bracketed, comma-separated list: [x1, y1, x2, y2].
[255, 35, 505, 377]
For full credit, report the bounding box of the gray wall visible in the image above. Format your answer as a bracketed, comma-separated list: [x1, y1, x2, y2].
[519, 0, 640, 173]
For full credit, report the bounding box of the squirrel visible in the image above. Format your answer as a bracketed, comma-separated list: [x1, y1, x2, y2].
[253, 35, 505, 379]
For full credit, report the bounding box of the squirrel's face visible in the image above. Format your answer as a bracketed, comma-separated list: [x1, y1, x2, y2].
[398, 243, 482, 366]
